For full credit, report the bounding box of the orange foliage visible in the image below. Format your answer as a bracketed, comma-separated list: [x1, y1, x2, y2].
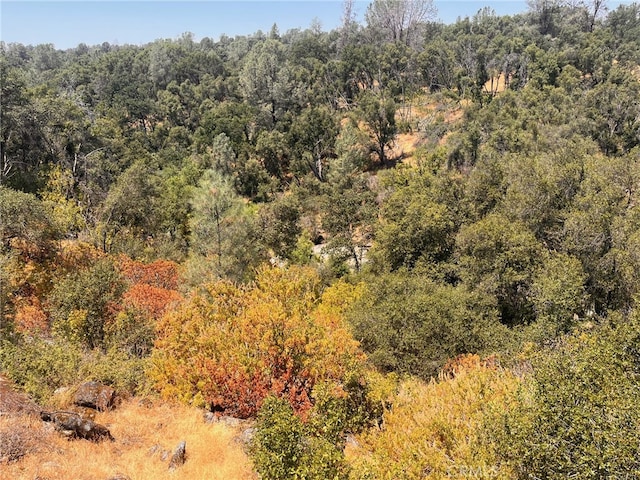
[151, 266, 366, 418]
[122, 284, 183, 321]
[8, 238, 54, 262]
[14, 296, 48, 335]
[113, 256, 183, 337]
[118, 257, 180, 290]
[440, 353, 499, 379]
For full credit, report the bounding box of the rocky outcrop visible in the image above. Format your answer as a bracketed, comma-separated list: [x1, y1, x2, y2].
[73, 382, 116, 411]
[40, 411, 114, 442]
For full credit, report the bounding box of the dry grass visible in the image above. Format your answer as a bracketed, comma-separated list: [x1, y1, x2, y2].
[484, 73, 508, 95]
[0, 399, 256, 480]
[390, 94, 465, 166]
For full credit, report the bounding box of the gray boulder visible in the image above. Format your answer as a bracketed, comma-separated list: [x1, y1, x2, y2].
[168, 440, 186, 470]
[40, 411, 114, 442]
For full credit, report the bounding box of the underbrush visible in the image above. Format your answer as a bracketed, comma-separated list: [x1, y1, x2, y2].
[0, 337, 148, 405]
[345, 355, 519, 479]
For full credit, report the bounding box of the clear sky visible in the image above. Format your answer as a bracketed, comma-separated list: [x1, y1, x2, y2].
[0, 1, 629, 50]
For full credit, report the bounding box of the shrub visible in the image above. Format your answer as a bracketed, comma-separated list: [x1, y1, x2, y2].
[489, 315, 640, 479]
[0, 337, 83, 403]
[0, 337, 149, 404]
[49, 258, 125, 349]
[349, 272, 509, 379]
[346, 355, 519, 480]
[150, 265, 366, 417]
[251, 396, 349, 480]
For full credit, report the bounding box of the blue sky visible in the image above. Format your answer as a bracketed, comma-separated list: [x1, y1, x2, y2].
[0, 1, 627, 49]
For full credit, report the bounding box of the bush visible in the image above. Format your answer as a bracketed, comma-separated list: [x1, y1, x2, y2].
[0, 337, 83, 403]
[0, 337, 149, 404]
[490, 314, 640, 479]
[150, 265, 367, 417]
[346, 355, 518, 480]
[348, 272, 510, 379]
[49, 258, 125, 349]
[251, 396, 349, 480]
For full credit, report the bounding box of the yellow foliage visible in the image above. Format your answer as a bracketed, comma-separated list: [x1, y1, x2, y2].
[57, 240, 104, 274]
[41, 165, 86, 234]
[346, 358, 519, 480]
[150, 265, 367, 417]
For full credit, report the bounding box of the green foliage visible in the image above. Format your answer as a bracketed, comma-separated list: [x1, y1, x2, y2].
[374, 168, 456, 270]
[0, 185, 58, 253]
[258, 194, 302, 260]
[349, 272, 509, 379]
[455, 213, 543, 326]
[357, 90, 397, 167]
[0, 337, 149, 403]
[186, 168, 266, 282]
[252, 373, 385, 480]
[49, 258, 125, 349]
[252, 397, 307, 480]
[490, 315, 640, 478]
[331, 120, 371, 180]
[530, 251, 587, 335]
[252, 396, 349, 480]
[0, 337, 82, 403]
[322, 175, 376, 272]
[288, 106, 339, 182]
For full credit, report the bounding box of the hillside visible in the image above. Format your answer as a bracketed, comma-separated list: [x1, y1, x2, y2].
[2, 1, 640, 478]
[0, 375, 256, 479]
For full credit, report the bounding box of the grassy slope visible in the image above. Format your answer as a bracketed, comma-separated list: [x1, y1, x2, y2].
[0, 398, 256, 480]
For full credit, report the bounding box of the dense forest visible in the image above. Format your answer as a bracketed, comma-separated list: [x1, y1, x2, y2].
[2, 0, 640, 478]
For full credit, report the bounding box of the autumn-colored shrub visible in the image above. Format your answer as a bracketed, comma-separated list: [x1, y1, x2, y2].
[13, 296, 48, 335]
[118, 256, 180, 290]
[150, 265, 366, 418]
[55, 240, 104, 276]
[98, 256, 184, 357]
[346, 357, 519, 479]
[121, 283, 182, 321]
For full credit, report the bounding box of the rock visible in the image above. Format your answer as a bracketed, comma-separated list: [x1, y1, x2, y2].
[40, 411, 114, 442]
[346, 434, 360, 449]
[168, 440, 186, 470]
[203, 412, 243, 427]
[148, 444, 170, 461]
[237, 427, 256, 446]
[73, 381, 116, 411]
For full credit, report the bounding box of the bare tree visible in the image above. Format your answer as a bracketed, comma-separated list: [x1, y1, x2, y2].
[365, 0, 437, 46]
[339, 0, 357, 50]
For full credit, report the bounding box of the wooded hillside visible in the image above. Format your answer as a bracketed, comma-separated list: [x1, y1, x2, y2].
[2, 1, 640, 478]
